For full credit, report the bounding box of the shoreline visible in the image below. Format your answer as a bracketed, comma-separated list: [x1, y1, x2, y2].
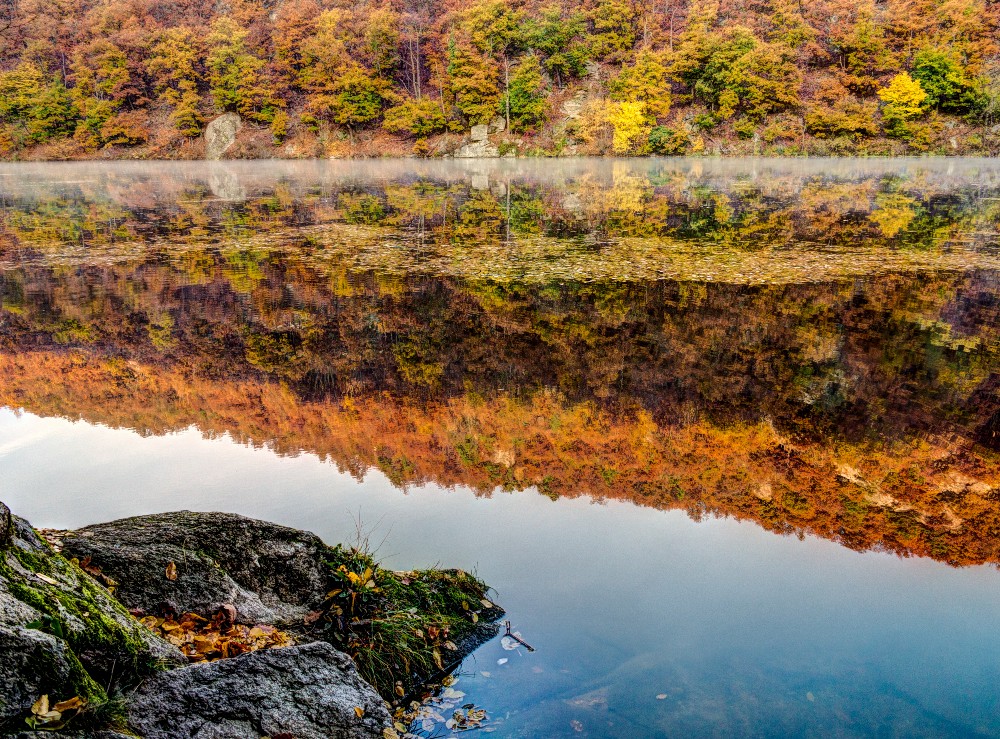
[0, 503, 502, 737]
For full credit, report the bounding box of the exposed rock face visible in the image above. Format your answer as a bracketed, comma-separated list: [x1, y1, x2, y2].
[454, 124, 500, 158]
[0, 505, 183, 725]
[127, 642, 392, 739]
[61, 511, 329, 625]
[205, 113, 242, 160]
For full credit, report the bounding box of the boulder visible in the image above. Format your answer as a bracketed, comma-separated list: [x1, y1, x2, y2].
[205, 113, 242, 160]
[455, 141, 500, 158]
[488, 116, 506, 134]
[0, 505, 183, 725]
[470, 124, 489, 142]
[127, 641, 393, 739]
[61, 511, 330, 625]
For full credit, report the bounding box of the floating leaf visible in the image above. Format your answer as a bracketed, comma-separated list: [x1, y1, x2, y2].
[656, 694, 667, 700]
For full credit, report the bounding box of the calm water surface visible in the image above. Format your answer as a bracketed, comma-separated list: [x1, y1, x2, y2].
[2, 158, 1000, 737]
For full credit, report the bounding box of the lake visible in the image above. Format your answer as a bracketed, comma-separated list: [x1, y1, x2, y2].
[2, 158, 1000, 737]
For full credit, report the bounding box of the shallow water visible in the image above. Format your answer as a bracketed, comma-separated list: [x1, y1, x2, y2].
[3, 158, 1000, 737]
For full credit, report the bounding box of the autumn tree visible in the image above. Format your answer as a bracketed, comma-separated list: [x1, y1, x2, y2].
[588, 0, 639, 62]
[877, 71, 927, 138]
[382, 98, 449, 136]
[446, 40, 501, 125]
[207, 16, 278, 123]
[148, 27, 204, 136]
[609, 48, 671, 120]
[70, 40, 145, 148]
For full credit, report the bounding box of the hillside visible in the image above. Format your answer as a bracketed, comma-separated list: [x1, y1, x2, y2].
[0, 0, 999, 159]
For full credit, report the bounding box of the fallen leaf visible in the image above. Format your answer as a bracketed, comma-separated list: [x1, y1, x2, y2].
[35, 573, 58, 586]
[497, 658, 508, 665]
[52, 696, 85, 712]
[444, 640, 458, 651]
[165, 562, 178, 581]
[382, 729, 400, 739]
[480, 599, 494, 609]
[656, 694, 667, 700]
[31, 696, 49, 716]
[354, 706, 365, 718]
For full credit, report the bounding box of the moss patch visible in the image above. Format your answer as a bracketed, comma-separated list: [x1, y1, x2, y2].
[309, 546, 502, 700]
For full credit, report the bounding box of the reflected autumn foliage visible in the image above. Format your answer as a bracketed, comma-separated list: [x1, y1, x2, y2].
[2, 162, 1000, 566]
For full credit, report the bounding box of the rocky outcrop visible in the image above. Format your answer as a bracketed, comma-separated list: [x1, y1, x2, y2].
[127, 641, 392, 739]
[61, 511, 329, 625]
[3, 504, 502, 737]
[455, 124, 499, 158]
[205, 113, 242, 160]
[0, 503, 184, 726]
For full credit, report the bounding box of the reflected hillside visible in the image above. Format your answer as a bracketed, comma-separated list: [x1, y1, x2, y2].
[3, 161, 1000, 566]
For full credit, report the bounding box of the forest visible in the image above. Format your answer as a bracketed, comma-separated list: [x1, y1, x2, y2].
[0, 0, 999, 159]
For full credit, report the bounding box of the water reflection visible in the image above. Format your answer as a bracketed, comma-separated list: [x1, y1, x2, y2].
[2, 161, 1000, 568]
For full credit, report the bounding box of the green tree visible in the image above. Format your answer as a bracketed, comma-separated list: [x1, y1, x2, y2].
[506, 54, 547, 132]
[693, 29, 800, 120]
[308, 66, 394, 129]
[523, 6, 590, 85]
[911, 47, 982, 114]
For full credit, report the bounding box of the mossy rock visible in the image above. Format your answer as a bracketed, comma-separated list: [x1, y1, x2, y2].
[0, 504, 183, 730]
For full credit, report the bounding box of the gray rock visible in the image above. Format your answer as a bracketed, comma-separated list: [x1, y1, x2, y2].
[1, 501, 12, 549]
[489, 116, 506, 134]
[0, 625, 75, 723]
[127, 642, 392, 739]
[205, 113, 242, 160]
[455, 141, 500, 158]
[470, 124, 489, 142]
[61, 511, 330, 625]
